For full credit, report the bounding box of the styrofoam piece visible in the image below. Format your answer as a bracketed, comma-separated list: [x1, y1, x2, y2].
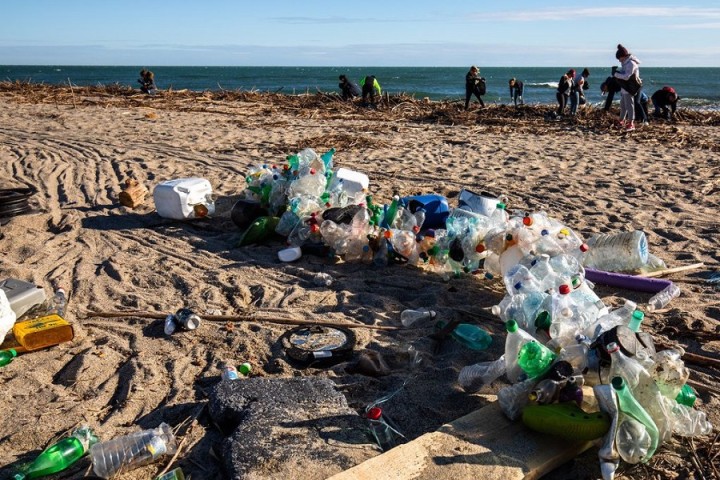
[153, 178, 216, 220]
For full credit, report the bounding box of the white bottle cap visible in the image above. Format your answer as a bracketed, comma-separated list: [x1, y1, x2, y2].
[278, 246, 302, 262]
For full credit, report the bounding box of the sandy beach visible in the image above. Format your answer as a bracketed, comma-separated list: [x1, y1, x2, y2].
[0, 84, 719, 480]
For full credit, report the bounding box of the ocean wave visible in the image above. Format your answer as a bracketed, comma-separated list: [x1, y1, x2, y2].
[526, 82, 558, 88]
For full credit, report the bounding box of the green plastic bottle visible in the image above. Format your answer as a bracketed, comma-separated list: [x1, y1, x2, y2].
[14, 426, 98, 479]
[435, 320, 492, 351]
[612, 376, 659, 463]
[382, 195, 400, 229]
[1, 349, 17, 367]
[517, 341, 556, 379]
[675, 384, 697, 407]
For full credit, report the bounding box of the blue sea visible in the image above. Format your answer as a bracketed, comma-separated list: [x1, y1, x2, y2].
[2, 65, 718, 110]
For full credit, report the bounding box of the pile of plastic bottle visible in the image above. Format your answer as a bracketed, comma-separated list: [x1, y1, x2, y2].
[238, 148, 712, 478]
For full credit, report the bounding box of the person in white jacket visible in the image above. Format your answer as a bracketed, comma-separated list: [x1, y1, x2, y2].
[613, 44, 641, 132]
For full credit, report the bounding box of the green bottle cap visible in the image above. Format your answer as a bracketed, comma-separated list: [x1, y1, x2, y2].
[9, 349, 17, 358]
[238, 362, 252, 376]
[496, 203, 506, 210]
[611, 376, 625, 390]
[506, 320, 518, 333]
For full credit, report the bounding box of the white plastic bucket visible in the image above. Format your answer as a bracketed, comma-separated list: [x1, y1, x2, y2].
[329, 168, 369, 196]
[153, 178, 216, 220]
[0, 289, 17, 344]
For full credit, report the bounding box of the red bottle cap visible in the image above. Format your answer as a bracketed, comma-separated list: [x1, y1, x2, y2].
[475, 243, 485, 253]
[559, 284, 571, 295]
[523, 215, 533, 226]
[580, 243, 589, 252]
[366, 407, 383, 420]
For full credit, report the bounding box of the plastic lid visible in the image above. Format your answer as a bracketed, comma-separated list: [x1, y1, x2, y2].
[496, 203, 506, 210]
[523, 215, 533, 226]
[580, 243, 589, 252]
[366, 406, 383, 420]
[506, 320, 518, 333]
[632, 310, 645, 321]
[611, 376, 624, 390]
[9, 349, 17, 358]
[238, 362, 252, 375]
[559, 284, 571, 295]
[606, 342, 620, 354]
[278, 246, 302, 262]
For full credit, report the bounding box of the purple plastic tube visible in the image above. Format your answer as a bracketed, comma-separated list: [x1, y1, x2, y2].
[585, 268, 673, 293]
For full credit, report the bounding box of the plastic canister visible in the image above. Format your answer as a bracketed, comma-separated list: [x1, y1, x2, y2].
[0, 289, 17, 345]
[399, 194, 449, 229]
[12, 315, 74, 351]
[328, 168, 369, 196]
[153, 178, 215, 220]
[0, 278, 46, 319]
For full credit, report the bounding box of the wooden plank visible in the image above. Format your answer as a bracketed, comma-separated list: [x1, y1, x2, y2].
[641, 262, 705, 278]
[328, 400, 593, 480]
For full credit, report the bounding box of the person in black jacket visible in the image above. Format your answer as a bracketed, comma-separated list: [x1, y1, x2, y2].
[509, 78, 524, 106]
[651, 87, 680, 120]
[338, 75, 361, 101]
[600, 75, 622, 111]
[464, 66, 485, 110]
[556, 69, 574, 116]
[138, 69, 157, 95]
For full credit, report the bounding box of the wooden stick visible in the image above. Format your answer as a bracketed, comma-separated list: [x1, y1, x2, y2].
[83, 310, 406, 331]
[656, 341, 720, 369]
[641, 262, 705, 278]
[687, 378, 720, 396]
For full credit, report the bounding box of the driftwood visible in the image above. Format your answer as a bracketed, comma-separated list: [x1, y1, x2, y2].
[2, 81, 720, 152]
[642, 262, 705, 278]
[118, 178, 149, 208]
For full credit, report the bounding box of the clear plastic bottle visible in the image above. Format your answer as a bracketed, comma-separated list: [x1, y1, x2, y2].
[365, 406, 404, 451]
[400, 309, 436, 327]
[312, 272, 333, 287]
[584, 300, 637, 341]
[528, 378, 561, 404]
[647, 283, 681, 311]
[498, 377, 537, 420]
[49, 288, 67, 318]
[90, 423, 177, 478]
[458, 356, 506, 392]
[584, 230, 649, 272]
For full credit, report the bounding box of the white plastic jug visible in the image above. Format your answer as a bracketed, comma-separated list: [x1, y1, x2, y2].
[0, 289, 17, 344]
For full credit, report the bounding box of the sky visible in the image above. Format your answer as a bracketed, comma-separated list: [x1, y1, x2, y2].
[2, 1, 719, 67]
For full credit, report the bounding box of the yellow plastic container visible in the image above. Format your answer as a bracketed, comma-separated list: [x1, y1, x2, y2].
[12, 315, 74, 351]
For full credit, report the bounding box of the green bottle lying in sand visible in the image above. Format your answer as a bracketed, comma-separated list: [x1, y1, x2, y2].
[14, 426, 98, 479]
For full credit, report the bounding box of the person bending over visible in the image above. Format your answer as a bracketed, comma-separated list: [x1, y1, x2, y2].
[464, 66, 486, 110]
[360, 75, 382, 106]
[338, 75, 361, 101]
[570, 68, 590, 115]
[634, 89, 649, 125]
[509, 78, 524, 106]
[556, 69, 574, 116]
[651, 86, 680, 120]
[600, 75, 622, 111]
[138, 69, 157, 95]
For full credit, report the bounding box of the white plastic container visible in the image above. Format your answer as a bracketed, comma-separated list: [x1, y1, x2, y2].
[329, 168, 369, 196]
[153, 178, 215, 220]
[0, 278, 46, 319]
[0, 289, 17, 344]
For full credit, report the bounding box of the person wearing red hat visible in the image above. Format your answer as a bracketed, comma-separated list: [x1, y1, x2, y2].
[556, 69, 575, 116]
[613, 44, 642, 131]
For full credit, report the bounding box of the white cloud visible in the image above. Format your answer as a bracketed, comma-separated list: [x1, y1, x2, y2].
[476, 7, 720, 21]
[669, 21, 720, 29]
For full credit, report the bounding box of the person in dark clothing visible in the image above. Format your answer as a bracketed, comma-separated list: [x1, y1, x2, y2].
[635, 90, 649, 124]
[360, 75, 382, 106]
[600, 75, 622, 111]
[338, 75, 361, 101]
[509, 78, 524, 106]
[464, 66, 485, 109]
[651, 86, 680, 120]
[556, 69, 574, 116]
[138, 69, 157, 95]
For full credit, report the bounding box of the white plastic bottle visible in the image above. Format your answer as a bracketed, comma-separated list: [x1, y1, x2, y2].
[400, 309, 436, 327]
[504, 320, 537, 383]
[90, 423, 177, 478]
[48, 288, 67, 318]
